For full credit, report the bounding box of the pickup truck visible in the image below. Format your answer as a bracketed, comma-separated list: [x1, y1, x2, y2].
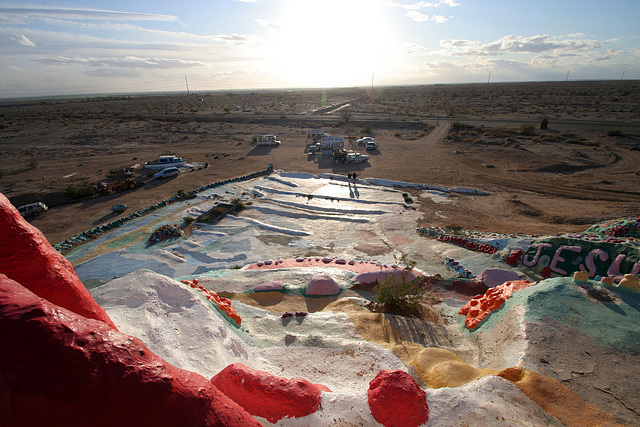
[365, 141, 378, 150]
[345, 153, 369, 163]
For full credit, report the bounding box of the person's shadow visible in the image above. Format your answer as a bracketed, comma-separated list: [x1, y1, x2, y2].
[349, 182, 360, 199]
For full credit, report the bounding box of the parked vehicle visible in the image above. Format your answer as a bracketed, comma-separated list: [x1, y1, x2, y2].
[97, 179, 145, 194]
[17, 202, 48, 218]
[332, 149, 348, 162]
[365, 141, 378, 150]
[345, 153, 370, 163]
[256, 135, 281, 146]
[145, 155, 187, 170]
[153, 167, 180, 179]
[357, 136, 374, 145]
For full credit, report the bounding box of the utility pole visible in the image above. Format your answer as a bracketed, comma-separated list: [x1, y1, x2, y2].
[185, 75, 190, 95]
[371, 73, 374, 95]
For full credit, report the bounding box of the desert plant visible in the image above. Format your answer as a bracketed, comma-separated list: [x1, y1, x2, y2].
[519, 124, 536, 136]
[606, 129, 623, 137]
[372, 256, 425, 318]
[28, 158, 39, 169]
[62, 181, 97, 199]
[231, 197, 245, 211]
[183, 216, 195, 224]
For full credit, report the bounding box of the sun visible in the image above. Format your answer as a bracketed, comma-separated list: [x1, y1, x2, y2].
[268, 0, 390, 87]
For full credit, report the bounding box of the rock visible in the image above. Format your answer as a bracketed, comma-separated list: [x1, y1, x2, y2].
[0, 192, 117, 329]
[305, 274, 340, 295]
[354, 269, 417, 286]
[459, 280, 531, 329]
[478, 268, 520, 288]
[0, 275, 260, 426]
[253, 280, 285, 291]
[211, 363, 330, 423]
[367, 369, 429, 427]
[601, 276, 616, 286]
[619, 274, 639, 291]
[573, 271, 589, 282]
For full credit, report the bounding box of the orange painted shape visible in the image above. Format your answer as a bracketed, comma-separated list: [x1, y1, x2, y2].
[459, 280, 531, 329]
[182, 279, 242, 325]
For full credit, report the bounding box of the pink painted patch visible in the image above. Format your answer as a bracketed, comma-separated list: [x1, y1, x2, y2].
[246, 258, 398, 274]
[392, 235, 414, 245]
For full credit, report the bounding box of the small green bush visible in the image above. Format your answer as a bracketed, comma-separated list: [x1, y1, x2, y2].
[62, 181, 97, 199]
[373, 257, 425, 318]
[519, 124, 536, 136]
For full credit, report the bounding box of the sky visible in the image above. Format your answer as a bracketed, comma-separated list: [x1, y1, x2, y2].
[1, 0, 639, 98]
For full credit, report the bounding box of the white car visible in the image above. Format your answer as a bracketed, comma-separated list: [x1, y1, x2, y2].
[345, 153, 370, 163]
[357, 137, 374, 145]
[153, 167, 180, 179]
[17, 202, 48, 217]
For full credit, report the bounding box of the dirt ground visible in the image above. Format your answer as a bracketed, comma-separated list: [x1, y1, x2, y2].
[1, 80, 639, 245]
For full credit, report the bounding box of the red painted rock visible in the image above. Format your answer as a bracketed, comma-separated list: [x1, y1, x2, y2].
[354, 269, 418, 286]
[367, 369, 429, 427]
[478, 268, 520, 288]
[0, 192, 116, 329]
[211, 363, 331, 423]
[305, 274, 340, 295]
[0, 274, 261, 427]
[459, 280, 531, 329]
[504, 250, 523, 266]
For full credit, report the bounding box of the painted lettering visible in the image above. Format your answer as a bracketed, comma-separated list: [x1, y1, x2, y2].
[580, 249, 609, 277]
[549, 245, 583, 275]
[522, 243, 552, 267]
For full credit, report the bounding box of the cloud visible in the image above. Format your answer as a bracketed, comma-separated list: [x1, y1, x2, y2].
[440, 34, 603, 56]
[0, 7, 179, 23]
[255, 19, 280, 30]
[34, 56, 207, 69]
[385, 1, 459, 9]
[406, 11, 447, 22]
[10, 33, 35, 46]
[402, 43, 429, 56]
[84, 68, 140, 78]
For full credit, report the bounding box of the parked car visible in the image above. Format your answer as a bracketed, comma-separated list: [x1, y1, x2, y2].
[365, 141, 378, 150]
[17, 202, 48, 217]
[345, 153, 370, 163]
[153, 167, 180, 179]
[357, 137, 374, 145]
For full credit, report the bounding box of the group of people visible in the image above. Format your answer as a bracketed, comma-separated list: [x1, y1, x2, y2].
[347, 172, 357, 182]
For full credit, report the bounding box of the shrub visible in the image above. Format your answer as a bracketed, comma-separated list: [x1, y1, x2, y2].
[372, 256, 425, 318]
[606, 129, 623, 137]
[519, 124, 536, 136]
[28, 158, 39, 169]
[183, 216, 195, 224]
[62, 181, 97, 199]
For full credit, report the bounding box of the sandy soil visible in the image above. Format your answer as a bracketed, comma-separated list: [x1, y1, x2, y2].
[1, 80, 639, 245]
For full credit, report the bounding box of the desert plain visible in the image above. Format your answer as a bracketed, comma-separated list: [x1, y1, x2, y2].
[1, 80, 639, 245]
[2, 80, 640, 425]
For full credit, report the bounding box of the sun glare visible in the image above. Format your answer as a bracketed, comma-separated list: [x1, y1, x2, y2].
[270, 0, 389, 87]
